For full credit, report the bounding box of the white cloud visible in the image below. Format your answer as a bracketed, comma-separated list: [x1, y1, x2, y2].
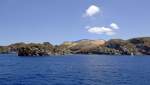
[85, 5, 100, 17]
[87, 26, 115, 35]
[110, 23, 119, 29]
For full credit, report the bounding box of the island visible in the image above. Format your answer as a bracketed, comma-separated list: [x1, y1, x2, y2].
[0, 37, 149, 56]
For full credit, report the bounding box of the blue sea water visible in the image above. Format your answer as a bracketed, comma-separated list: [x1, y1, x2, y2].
[0, 54, 150, 85]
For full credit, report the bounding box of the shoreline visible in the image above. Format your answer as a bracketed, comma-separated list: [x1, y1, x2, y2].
[0, 37, 150, 56]
[0, 53, 148, 57]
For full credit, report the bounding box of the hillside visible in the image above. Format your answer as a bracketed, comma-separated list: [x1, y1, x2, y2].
[0, 37, 149, 56]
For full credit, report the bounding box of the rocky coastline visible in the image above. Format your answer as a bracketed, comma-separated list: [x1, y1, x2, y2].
[0, 37, 149, 56]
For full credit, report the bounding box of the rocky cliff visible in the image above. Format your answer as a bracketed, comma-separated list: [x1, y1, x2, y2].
[0, 37, 149, 56]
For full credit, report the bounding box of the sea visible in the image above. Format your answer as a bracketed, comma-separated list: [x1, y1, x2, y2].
[0, 54, 150, 85]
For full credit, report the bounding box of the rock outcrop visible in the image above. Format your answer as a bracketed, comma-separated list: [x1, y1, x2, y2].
[0, 37, 150, 56]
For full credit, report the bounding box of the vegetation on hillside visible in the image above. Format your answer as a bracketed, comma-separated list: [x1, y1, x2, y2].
[0, 37, 149, 56]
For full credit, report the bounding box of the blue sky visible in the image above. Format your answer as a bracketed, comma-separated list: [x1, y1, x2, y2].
[0, 0, 150, 45]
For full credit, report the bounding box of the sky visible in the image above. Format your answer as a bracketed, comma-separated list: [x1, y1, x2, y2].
[0, 0, 150, 45]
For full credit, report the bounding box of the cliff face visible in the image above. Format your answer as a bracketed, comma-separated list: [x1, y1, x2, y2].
[56, 39, 106, 54]
[49, 38, 149, 55]
[0, 37, 150, 56]
[17, 43, 54, 56]
[105, 39, 139, 55]
[128, 37, 150, 55]
[70, 40, 105, 52]
[0, 46, 8, 54]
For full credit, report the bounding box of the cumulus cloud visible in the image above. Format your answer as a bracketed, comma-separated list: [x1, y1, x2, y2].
[87, 26, 115, 35]
[83, 5, 120, 36]
[110, 23, 119, 29]
[84, 5, 100, 17]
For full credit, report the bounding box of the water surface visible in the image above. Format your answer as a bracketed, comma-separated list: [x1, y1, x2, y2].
[0, 54, 150, 85]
